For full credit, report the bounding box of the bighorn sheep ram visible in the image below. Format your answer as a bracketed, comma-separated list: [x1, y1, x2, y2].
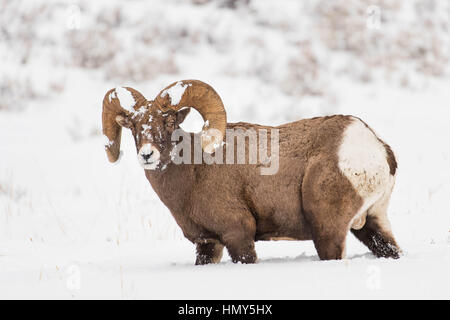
[102, 80, 400, 264]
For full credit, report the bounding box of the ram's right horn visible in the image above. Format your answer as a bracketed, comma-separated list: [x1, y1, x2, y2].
[153, 80, 227, 153]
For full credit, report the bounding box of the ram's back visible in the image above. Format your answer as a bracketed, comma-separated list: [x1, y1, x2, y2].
[226, 114, 354, 164]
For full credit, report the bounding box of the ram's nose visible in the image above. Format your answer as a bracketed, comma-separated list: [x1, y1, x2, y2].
[138, 144, 160, 170]
[142, 151, 154, 161]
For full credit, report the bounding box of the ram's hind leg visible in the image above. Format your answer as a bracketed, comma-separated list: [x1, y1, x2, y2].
[195, 241, 224, 265]
[310, 227, 349, 260]
[351, 190, 401, 259]
[302, 160, 362, 260]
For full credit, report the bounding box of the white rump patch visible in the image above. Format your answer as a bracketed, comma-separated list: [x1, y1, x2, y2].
[114, 87, 136, 112]
[161, 81, 191, 105]
[338, 118, 393, 229]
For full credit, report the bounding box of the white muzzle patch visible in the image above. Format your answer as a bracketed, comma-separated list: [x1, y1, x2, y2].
[138, 144, 161, 170]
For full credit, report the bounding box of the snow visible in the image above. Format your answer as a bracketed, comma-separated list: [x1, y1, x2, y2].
[141, 124, 152, 137]
[0, 0, 449, 299]
[161, 81, 191, 106]
[131, 106, 147, 118]
[102, 134, 113, 148]
[114, 87, 136, 113]
[180, 108, 204, 133]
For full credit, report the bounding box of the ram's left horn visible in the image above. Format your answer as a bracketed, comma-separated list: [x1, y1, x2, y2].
[102, 87, 147, 162]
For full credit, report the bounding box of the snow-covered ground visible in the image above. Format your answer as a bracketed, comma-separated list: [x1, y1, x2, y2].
[1, 0, 449, 299]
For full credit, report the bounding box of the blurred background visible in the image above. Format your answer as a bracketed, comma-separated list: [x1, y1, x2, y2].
[0, 0, 449, 298]
[2, 0, 449, 117]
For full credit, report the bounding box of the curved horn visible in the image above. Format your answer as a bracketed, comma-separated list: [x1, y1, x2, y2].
[102, 87, 148, 162]
[153, 80, 227, 153]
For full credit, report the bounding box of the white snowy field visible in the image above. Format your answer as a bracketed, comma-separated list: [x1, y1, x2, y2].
[1, 0, 450, 299]
[1, 73, 449, 299]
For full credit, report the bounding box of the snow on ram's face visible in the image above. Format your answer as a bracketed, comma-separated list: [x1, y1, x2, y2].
[161, 81, 191, 105]
[102, 134, 113, 148]
[137, 143, 161, 170]
[114, 87, 136, 112]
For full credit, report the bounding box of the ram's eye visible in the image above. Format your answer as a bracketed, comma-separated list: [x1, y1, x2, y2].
[166, 119, 175, 127]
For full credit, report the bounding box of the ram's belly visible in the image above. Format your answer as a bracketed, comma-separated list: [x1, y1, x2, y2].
[253, 202, 312, 241]
[338, 118, 394, 229]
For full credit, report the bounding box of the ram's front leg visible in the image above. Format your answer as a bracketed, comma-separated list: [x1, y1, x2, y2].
[192, 200, 257, 264]
[222, 232, 257, 264]
[195, 241, 224, 265]
[220, 213, 257, 264]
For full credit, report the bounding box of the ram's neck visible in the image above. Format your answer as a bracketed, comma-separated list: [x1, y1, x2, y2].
[144, 163, 194, 215]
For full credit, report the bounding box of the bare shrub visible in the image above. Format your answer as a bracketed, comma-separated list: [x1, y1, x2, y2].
[0, 179, 27, 202]
[0, 1, 64, 111]
[0, 1, 52, 64]
[220, 0, 250, 9]
[67, 6, 179, 81]
[314, 0, 450, 82]
[283, 42, 324, 96]
[191, 0, 250, 8]
[105, 51, 178, 82]
[0, 76, 37, 111]
[67, 28, 119, 69]
[97, 7, 124, 28]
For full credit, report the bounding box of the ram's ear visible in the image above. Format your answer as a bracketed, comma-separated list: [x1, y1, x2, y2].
[115, 115, 133, 129]
[176, 108, 191, 125]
